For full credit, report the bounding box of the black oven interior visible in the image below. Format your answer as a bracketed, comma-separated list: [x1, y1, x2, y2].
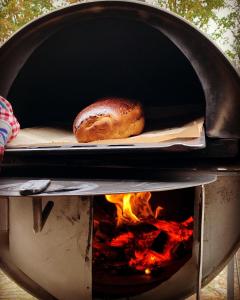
[8, 17, 205, 129]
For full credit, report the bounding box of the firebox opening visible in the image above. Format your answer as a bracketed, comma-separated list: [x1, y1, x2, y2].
[93, 188, 195, 297]
[8, 17, 205, 129]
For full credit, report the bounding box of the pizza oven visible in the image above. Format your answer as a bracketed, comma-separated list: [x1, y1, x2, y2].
[0, 1, 240, 300]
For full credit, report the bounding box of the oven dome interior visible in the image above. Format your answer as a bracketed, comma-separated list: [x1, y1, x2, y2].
[8, 17, 205, 128]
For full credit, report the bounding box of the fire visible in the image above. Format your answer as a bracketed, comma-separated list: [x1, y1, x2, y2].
[105, 192, 163, 226]
[93, 192, 194, 275]
[128, 217, 193, 271]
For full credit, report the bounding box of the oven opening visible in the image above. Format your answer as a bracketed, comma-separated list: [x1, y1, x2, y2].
[93, 188, 194, 297]
[7, 17, 205, 150]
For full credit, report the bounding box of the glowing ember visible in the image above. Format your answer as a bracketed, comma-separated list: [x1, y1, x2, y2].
[93, 192, 193, 275]
[145, 268, 151, 275]
[128, 217, 193, 271]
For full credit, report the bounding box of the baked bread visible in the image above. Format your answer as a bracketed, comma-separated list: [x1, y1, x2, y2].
[73, 98, 145, 142]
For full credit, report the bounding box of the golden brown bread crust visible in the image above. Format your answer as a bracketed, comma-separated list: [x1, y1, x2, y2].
[73, 98, 145, 142]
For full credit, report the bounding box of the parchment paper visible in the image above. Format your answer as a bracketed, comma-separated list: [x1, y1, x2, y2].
[7, 118, 204, 149]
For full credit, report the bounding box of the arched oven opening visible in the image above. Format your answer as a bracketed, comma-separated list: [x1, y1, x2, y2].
[7, 17, 205, 150]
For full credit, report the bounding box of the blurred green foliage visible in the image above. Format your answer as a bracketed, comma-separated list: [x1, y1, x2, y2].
[0, 0, 239, 68]
[158, 0, 225, 28]
[0, 0, 53, 42]
[157, 0, 240, 68]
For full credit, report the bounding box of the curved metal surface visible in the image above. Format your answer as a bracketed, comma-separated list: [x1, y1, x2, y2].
[0, 251, 56, 300]
[0, 174, 216, 197]
[1, 196, 92, 300]
[0, 172, 217, 197]
[0, 1, 239, 137]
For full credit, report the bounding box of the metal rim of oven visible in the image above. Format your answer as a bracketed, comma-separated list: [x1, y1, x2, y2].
[0, 174, 217, 197]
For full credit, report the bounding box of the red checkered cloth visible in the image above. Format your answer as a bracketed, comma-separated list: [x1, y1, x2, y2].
[0, 96, 20, 158]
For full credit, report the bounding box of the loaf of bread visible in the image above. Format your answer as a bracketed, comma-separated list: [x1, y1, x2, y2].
[73, 98, 145, 142]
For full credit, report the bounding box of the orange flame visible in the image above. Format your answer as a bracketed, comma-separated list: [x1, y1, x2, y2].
[105, 192, 163, 226]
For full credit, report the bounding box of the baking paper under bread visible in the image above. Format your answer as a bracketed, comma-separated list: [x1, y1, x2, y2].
[7, 118, 204, 148]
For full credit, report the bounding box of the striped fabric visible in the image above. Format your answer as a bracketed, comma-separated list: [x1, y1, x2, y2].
[0, 96, 20, 157]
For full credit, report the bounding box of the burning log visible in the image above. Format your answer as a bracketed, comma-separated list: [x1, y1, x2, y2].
[93, 192, 194, 275]
[109, 232, 134, 247]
